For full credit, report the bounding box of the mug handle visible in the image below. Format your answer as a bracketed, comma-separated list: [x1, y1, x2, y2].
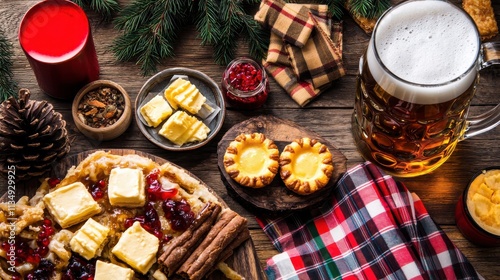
[462, 42, 500, 139]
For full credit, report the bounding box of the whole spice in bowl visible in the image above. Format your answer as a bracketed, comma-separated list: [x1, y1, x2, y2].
[77, 86, 125, 128]
[72, 80, 132, 141]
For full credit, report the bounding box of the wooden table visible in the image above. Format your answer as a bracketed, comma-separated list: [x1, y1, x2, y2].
[2, 0, 500, 279]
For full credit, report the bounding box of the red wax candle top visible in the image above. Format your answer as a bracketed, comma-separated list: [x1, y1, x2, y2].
[19, 0, 89, 63]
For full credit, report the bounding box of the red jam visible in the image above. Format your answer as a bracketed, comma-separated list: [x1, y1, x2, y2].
[221, 57, 269, 110]
[146, 169, 178, 201]
[125, 202, 165, 241]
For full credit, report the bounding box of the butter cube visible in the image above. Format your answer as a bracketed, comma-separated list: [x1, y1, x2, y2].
[95, 260, 134, 280]
[140, 95, 172, 127]
[43, 182, 101, 228]
[472, 193, 493, 218]
[188, 122, 210, 143]
[173, 84, 197, 105]
[477, 183, 494, 198]
[108, 168, 146, 207]
[111, 221, 159, 274]
[492, 190, 500, 204]
[159, 111, 196, 145]
[484, 172, 500, 190]
[70, 218, 110, 260]
[164, 78, 190, 109]
[182, 90, 206, 115]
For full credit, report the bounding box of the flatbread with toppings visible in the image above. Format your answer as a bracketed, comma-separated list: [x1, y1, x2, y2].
[0, 151, 250, 279]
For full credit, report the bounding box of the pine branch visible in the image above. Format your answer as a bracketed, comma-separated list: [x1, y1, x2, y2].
[196, 0, 221, 45]
[0, 29, 17, 103]
[111, 0, 388, 75]
[72, 0, 120, 21]
[112, 0, 189, 75]
[347, 0, 390, 19]
[213, 0, 245, 65]
[240, 13, 269, 61]
[321, 0, 345, 20]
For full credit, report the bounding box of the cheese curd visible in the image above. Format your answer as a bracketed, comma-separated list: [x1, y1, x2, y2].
[111, 221, 159, 274]
[43, 182, 101, 228]
[70, 218, 110, 260]
[95, 260, 134, 280]
[108, 167, 146, 207]
[140, 95, 173, 127]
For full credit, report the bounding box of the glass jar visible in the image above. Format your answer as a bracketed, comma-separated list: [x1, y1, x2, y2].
[221, 57, 269, 110]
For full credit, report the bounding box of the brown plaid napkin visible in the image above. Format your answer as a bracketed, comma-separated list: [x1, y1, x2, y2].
[255, 0, 345, 106]
[287, 14, 345, 89]
[255, 0, 315, 48]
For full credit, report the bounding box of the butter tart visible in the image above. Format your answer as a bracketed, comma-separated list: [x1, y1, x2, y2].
[279, 138, 334, 195]
[223, 133, 280, 188]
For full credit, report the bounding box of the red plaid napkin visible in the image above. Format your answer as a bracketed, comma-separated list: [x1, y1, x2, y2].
[257, 162, 480, 280]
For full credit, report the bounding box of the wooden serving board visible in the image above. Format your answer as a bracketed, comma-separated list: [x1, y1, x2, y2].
[217, 116, 347, 213]
[18, 149, 265, 280]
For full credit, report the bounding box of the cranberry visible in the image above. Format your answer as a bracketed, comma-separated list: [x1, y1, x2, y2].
[222, 58, 269, 110]
[124, 202, 164, 242]
[162, 199, 195, 231]
[47, 178, 61, 188]
[62, 255, 96, 280]
[26, 259, 55, 280]
[90, 180, 107, 200]
[146, 169, 160, 184]
[228, 62, 262, 91]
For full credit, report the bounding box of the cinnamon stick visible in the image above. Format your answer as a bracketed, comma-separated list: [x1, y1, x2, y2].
[176, 209, 237, 273]
[207, 228, 251, 277]
[158, 202, 221, 276]
[179, 210, 248, 280]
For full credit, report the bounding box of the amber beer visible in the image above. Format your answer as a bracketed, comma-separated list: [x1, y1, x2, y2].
[352, 0, 481, 177]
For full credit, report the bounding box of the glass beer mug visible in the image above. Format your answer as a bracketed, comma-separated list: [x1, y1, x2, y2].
[352, 0, 500, 177]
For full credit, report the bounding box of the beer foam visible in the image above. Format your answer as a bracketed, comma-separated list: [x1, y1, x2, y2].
[367, 0, 479, 104]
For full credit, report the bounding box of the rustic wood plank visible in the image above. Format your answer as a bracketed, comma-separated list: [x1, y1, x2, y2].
[2, 0, 500, 279]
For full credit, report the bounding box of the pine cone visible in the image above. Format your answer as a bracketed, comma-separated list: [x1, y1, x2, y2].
[0, 89, 70, 181]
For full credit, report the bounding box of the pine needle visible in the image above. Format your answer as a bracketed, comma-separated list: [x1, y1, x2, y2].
[0, 29, 17, 103]
[196, 0, 221, 45]
[112, 0, 189, 75]
[72, 0, 120, 21]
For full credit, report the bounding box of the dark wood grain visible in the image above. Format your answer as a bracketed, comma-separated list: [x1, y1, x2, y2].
[2, 0, 500, 279]
[217, 115, 347, 213]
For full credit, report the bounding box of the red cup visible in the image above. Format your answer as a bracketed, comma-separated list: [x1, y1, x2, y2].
[19, 0, 99, 99]
[455, 167, 500, 246]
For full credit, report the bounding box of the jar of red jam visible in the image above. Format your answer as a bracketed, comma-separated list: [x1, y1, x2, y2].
[221, 57, 269, 110]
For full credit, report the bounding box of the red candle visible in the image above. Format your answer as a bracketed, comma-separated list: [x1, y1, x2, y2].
[19, 0, 99, 99]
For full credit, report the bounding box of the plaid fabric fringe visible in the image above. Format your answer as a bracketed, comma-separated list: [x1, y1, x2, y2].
[257, 162, 480, 280]
[255, 0, 345, 107]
